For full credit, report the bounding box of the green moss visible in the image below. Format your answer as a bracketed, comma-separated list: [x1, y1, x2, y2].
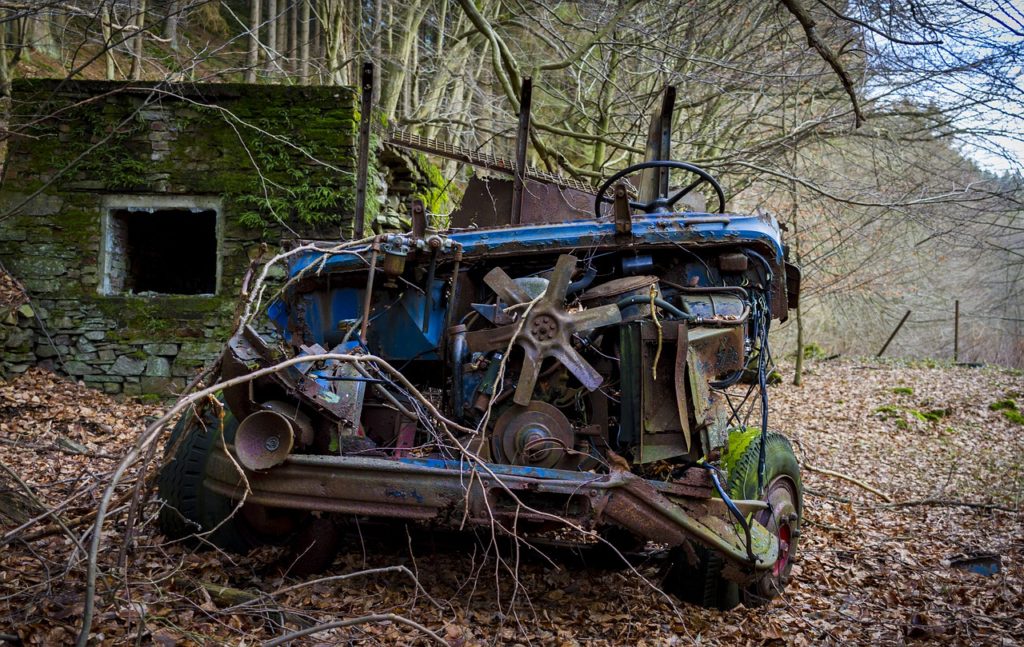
[908, 408, 948, 423]
[721, 426, 761, 476]
[415, 154, 458, 224]
[90, 295, 230, 337]
[990, 398, 1018, 412]
[9, 80, 360, 233]
[1003, 409, 1024, 425]
[802, 342, 826, 360]
[892, 386, 914, 395]
[874, 404, 901, 418]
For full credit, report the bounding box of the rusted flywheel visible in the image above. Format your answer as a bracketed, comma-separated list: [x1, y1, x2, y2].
[491, 401, 575, 469]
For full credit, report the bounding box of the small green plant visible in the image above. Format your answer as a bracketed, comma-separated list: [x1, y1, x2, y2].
[991, 397, 1023, 425]
[989, 398, 1018, 412]
[802, 342, 827, 360]
[908, 408, 948, 423]
[874, 404, 901, 418]
[892, 386, 914, 396]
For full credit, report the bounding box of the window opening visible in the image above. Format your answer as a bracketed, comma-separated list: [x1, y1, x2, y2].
[103, 208, 217, 295]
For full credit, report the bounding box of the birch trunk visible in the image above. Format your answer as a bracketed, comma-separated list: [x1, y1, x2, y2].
[129, 0, 147, 81]
[245, 0, 261, 82]
[264, 0, 278, 75]
[299, 0, 310, 85]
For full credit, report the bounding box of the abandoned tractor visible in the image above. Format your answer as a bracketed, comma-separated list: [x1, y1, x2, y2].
[158, 94, 802, 608]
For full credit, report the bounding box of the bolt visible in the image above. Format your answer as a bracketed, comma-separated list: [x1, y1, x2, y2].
[264, 435, 280, 452]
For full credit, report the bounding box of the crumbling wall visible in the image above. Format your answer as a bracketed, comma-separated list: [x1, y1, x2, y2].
[0, 80, 359, 395]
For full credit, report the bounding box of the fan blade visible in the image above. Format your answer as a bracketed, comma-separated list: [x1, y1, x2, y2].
[513, 348, 543, 406]
[568, 304, 622, 334]
[465, 324, 517, 353]
[541, 255, 578, 306]
[551, 346, 604, 391]
[484, 267, 531, 305]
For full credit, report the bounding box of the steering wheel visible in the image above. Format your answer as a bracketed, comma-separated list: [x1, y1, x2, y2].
[593, 160, 726, 218]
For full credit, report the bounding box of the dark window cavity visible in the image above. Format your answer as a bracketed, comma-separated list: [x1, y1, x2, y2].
[104, 208, 217, 295]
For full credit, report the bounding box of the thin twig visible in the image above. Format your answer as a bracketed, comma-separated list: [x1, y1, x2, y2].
[261, 613, 447, 647]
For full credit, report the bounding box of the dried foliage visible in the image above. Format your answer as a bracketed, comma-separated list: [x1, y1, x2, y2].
[1, 359, 1021, 645]
[0, 265, 27, 308]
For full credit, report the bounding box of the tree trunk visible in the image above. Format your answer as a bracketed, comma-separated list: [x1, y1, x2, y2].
[319, 0, 350, 86]
[24, 9, 60, 60]
[299, 0, 310, 85]
[100, 2, 116, 80]
[264, 0, 278, 75]
[372, 0, 382, 103]
[129, 0, 147, 81]
[276, 0, 287, 72]
[379, 2, 429, 121]
[0, 9, 10, 98]
[309, 4, 321, 80]
[793, 298, 804, 386]
[245, 0, 261, 82]
[790, 178, 804, 387]
[164, 0, 179, 51]
[288, 0, 298, 75]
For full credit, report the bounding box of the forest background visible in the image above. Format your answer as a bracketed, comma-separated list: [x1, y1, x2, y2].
[1, 0, 1022, 373]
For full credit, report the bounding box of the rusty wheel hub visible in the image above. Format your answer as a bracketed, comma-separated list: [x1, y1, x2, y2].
[754, 476, 800, 598]
[492, 401, 575, 468]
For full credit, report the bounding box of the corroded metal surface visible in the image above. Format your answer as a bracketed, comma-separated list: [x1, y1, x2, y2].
[204, 446, 777, 574]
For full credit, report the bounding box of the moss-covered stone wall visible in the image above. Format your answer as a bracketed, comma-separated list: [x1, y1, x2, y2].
[0, 79, 359, 395]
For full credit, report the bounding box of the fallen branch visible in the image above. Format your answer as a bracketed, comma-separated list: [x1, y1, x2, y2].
[803, 463, 893, 502]
[261, 613, 447, 647]
[878, 498, 1018, 513]
[0, 460, 83, 551]
[201, 581, 260, 606]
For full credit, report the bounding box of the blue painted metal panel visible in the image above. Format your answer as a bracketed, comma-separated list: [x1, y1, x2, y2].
[285, 212, 785, 278]
[365, 280, 445, 360]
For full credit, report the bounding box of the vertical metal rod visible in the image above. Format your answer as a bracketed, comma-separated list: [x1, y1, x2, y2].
[954, 300, 960, 362]
[657, 86, 676, 197]
[359, 237, 380, 346]
[353, 62, 374, 239]
[877, 310, 911, 358]
[422, 250, 437, 334]
[511, 77, 532, 225]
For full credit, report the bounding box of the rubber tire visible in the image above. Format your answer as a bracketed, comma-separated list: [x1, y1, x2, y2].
[662, 432, 801, 609]
[156, 403, 262, 553]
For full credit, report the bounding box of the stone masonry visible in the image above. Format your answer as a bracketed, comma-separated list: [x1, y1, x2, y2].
[0, 80, 360, 396]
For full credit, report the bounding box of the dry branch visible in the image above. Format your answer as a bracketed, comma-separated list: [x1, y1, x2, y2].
[802, 463, 893, 501]
[261, 613, 447, 646]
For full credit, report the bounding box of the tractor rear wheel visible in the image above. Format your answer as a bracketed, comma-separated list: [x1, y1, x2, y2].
[157, 401, 300, 552]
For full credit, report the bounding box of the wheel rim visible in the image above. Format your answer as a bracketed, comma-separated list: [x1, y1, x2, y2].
[756, 475, 800, 596]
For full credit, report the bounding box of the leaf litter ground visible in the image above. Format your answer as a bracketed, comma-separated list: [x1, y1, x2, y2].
[0, 358, 1021, 645]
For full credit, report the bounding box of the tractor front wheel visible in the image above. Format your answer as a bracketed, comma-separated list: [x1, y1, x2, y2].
[662, 432, 802, 608]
